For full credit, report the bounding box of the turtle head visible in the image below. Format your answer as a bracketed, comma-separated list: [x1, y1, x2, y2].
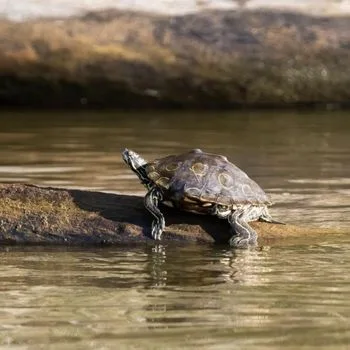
[122, 148, 150, 187]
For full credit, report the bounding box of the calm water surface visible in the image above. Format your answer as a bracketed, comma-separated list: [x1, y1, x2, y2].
[0, 110, 349, 349]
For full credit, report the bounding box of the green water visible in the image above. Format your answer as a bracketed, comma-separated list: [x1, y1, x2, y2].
[0, 110, 349, 349]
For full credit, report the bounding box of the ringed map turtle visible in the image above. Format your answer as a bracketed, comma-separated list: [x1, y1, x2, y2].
[122, 148, 282, 248]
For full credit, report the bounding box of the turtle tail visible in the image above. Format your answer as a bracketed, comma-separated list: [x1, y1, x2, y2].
[259, 207, 285, 225]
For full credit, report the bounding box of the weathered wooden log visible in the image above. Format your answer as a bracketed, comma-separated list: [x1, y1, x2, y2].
[0, 184, 345, 246]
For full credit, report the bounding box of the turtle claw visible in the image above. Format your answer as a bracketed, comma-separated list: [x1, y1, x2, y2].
[151, 218, 165, 241]
[229, 235, 257, 248]
[229, 236, 249, 248]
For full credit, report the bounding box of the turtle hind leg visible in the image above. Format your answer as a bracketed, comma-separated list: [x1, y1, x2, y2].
[228, 207, 258, 248]
[144, 187, 165, 241]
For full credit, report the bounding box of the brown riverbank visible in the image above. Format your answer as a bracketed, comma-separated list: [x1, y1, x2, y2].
[0, 9, 350, 109]
[0, 184, 345, 246]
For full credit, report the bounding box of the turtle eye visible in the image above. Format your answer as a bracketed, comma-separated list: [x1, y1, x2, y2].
[218, 172, 233, 189]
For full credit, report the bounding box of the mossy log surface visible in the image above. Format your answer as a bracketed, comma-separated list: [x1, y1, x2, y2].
[0, 184, 345, 246]
[1, 9, 350, 108]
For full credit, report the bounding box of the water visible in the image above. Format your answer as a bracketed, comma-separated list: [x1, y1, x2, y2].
[0, 110, 349, 348]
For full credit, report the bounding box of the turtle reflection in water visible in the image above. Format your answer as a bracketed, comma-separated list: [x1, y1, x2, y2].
[122, 148, 282, 248]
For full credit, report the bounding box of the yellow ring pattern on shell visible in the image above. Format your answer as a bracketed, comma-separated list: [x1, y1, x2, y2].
[165, 162, 179, 172]
[218, 172, 233, 189]
[156, 176, 170, 189]
[148, 171, 160, 181]
[190, 162, 207, 175]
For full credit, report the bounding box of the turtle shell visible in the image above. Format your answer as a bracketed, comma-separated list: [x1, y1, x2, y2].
[145, 149, 271, 210]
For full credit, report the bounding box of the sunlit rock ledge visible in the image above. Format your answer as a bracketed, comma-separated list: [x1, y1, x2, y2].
[0, 8, 350, 108]
[0, 184, 345, 246]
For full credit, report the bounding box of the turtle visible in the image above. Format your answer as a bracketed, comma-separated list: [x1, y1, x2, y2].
[122, 148, 282, 248]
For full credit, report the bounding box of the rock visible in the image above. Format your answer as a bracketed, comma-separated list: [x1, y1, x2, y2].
[0, 9, 350, 108]
[0, 184, 344, 246]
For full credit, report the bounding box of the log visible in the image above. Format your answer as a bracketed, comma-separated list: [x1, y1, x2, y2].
[0, 183, 345, 246]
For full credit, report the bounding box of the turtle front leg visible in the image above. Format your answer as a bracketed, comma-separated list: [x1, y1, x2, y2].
[144, 187, 165, 241]
[228, 207, 258, 248]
